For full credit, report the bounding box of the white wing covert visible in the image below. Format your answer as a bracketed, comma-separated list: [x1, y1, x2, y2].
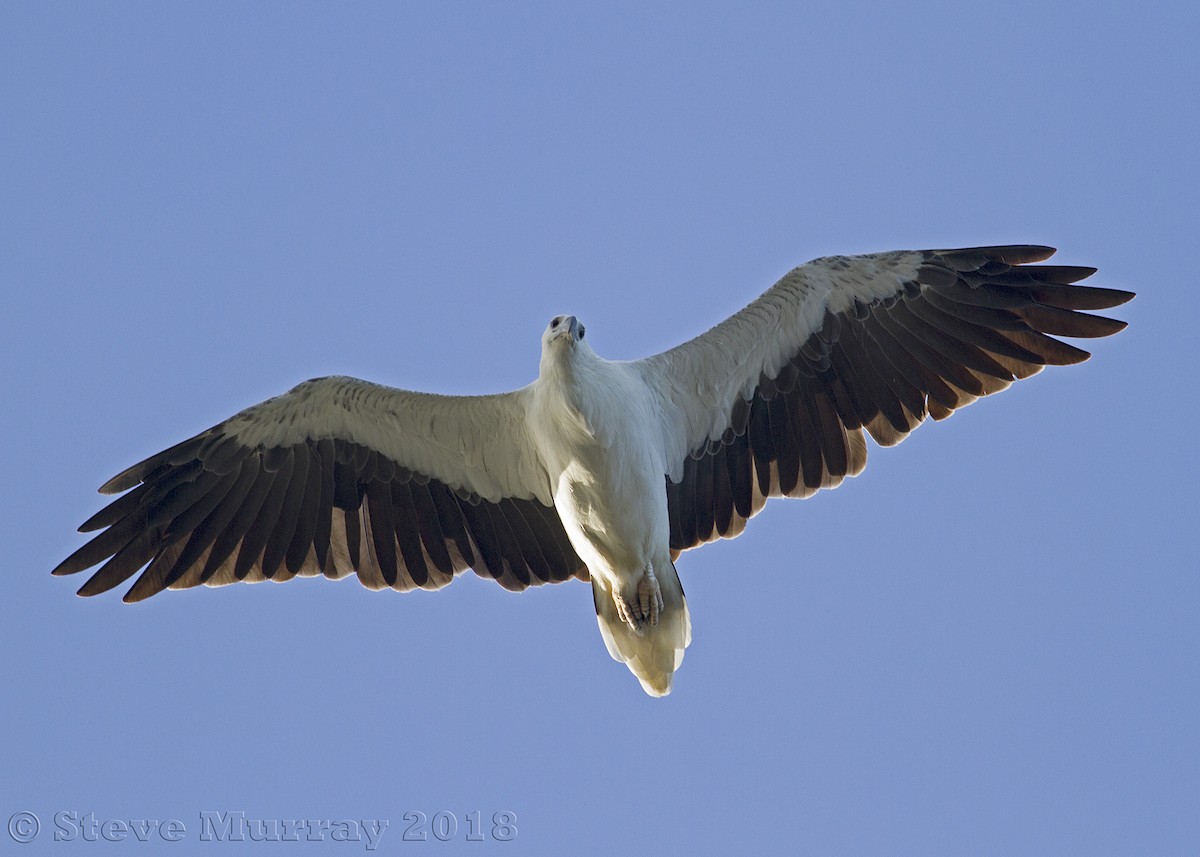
[636, 245, 1134, 555]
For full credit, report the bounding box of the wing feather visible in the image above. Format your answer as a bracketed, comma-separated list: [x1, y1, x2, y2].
[237, 447, 294, 581]
[638, 245, 1133, 553]
[55, 377, 586, 601]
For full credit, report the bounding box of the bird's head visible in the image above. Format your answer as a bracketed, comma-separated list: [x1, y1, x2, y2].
[539, 314, 592, 378]
[542, 315, 586, 350]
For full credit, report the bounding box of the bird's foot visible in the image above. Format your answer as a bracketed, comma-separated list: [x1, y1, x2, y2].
[614, 567, 663, 630]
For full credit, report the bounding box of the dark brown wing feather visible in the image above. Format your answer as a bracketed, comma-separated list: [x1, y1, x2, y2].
[55, 437, 587, 602]
[667, 245, 1133, 555]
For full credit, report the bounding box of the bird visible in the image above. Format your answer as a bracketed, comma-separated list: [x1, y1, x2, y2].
[53, 244, 1133, 696]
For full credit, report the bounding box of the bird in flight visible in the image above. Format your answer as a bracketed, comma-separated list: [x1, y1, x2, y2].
[54, 245, 1133, 696]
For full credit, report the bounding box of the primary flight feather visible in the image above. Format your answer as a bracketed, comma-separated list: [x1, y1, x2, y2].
[54, 245, 1133, 696]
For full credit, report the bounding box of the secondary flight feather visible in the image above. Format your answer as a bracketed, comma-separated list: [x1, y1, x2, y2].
[54, 245, 1133, 695]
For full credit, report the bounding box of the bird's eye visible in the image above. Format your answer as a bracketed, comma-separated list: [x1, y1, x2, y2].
[578, 324, 586, 339]
[551, 316, 561, 328]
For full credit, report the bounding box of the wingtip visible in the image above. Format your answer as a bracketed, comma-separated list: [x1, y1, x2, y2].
[74, 580, 99, 595]
[75, 573, 117, 597]
[121, 588, 146, 604]
[998, 244, 1057, 264]
[930, 244, 1058, 270]
[98, 472, 138, 495]
[51, 549, 90, 578]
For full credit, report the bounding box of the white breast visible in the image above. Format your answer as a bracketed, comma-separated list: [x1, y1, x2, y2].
[529, 354, 669, 585]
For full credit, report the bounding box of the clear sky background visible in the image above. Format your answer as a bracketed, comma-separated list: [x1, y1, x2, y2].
[2, 2, 1196, 855]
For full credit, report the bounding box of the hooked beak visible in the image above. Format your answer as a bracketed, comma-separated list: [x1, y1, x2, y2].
[552, 315, 580, 343]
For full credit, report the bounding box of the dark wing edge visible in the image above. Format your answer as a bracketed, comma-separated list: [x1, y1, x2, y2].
[54, 425, 587, 604]
[665, 244, 1134, 555]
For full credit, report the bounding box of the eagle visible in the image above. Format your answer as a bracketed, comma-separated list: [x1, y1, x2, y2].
[54, 245, 1133, 696]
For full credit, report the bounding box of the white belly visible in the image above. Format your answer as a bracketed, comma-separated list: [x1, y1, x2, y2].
[526, 346, 692, 696]
[553, 443, 667, 589]
[528, 358, 671, 591]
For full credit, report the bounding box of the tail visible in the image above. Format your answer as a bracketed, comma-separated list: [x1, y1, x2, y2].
[593, 563, 692, 697]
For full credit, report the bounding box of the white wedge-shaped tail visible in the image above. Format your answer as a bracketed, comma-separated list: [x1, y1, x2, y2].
[593, 564, 691, 696]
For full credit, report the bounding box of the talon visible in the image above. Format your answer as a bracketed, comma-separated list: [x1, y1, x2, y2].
[617, 596, 640, 629]
[636, 568, 662, 626]
[611, 567, 665, 630]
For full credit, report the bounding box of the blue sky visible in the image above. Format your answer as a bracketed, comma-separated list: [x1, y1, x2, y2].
[2, 2, 1196, 854]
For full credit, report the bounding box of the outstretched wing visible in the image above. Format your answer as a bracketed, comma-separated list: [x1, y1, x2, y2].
[54, 376, 586, 602]
[636, 245, 1134, 554]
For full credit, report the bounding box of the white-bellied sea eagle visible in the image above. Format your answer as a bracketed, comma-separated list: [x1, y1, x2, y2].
[54, 245, 1133, 696]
